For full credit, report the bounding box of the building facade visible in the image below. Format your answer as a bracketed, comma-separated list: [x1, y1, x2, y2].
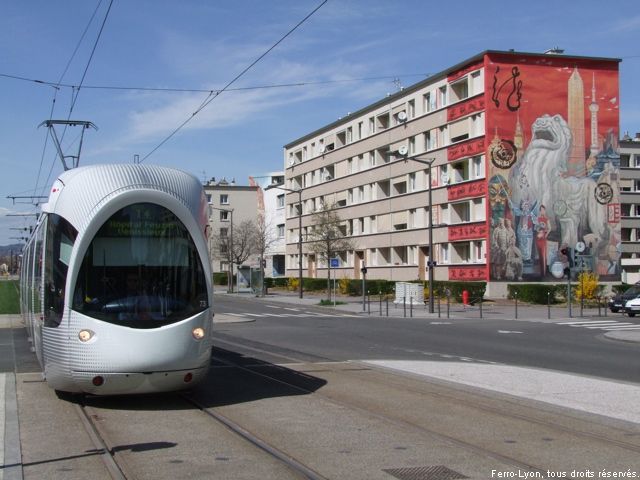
[251, 172, 286, 277]
[283, 50, 621, 296]
[204, 178, 258, 275]
[620, 133, 640, 283]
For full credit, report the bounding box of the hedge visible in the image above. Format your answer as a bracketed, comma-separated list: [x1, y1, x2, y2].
[507, 284, 566, 304]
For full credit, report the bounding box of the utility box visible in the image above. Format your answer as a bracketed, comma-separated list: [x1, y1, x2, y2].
[394, 282, 424, 304]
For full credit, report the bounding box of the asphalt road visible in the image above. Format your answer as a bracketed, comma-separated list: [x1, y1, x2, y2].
[213, 294, 640, 385]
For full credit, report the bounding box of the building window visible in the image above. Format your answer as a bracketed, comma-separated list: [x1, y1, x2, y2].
[220, 228, 228, 237]
[206, 194, 212, 204]
[450, 77, 469, 102]
[440, 244, 449, 263]
[220, 210, 229, 221]
[220, 194, 229, 205]
[438, 85, 447, 108]
[277, 194, 285, 208]
[277, 224, 285, 238]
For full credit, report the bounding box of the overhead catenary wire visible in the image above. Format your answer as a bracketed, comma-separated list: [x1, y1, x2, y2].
[140, 0, 329, 163]
[39, 0, 113, 196]
[0, 72, 431, 94]
[33, 0, 105, 200]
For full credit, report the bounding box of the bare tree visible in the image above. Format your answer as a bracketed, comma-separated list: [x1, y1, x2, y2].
[212, 219, 257, 291]
[253, 213, 279, 296]
[307, 203, 356, 300]
[229, 220, 257, 266]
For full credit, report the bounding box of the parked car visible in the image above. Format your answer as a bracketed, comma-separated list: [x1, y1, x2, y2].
[608, 284, 640, 313]
[625, 297, 640, 317]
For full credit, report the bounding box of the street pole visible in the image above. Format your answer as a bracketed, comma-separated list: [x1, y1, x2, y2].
[297, 190, 303, 299]
[427, 162, 434, 313]
[399, 154, 436, 314]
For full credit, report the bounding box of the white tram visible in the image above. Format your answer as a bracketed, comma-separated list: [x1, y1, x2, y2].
[20, 164, 213, 395]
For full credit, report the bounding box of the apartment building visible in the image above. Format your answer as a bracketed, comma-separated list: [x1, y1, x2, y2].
[251, 172, 286, 277]
[204, 177, 258, 275]
[283, 50, 621, 296]
[620, 133, 640, 283]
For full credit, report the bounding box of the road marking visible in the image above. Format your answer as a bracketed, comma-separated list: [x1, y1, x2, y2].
[598, 325, 640, 330]
[430, 321, 451, 325]
[265, 305, 282, 309]
[498, 330, 523, 334]
[221, 312, 362, 319]
[557, 320, 619, 325]
[284, 307, 300, 311]
[583, 323, 634, 328]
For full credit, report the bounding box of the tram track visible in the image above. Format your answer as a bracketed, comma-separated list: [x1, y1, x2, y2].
[178, 394, 328, 480]
[211, 336, 640, 475]
[73, 388, 324, 480]
[73, 397, 134, 480]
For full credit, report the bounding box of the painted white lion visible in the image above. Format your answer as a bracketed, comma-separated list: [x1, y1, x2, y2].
[510, 114, 607, 251]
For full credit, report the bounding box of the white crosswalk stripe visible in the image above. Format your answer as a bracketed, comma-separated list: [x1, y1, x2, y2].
[556, 319, 640, 331]
[221, 312, 360, 318]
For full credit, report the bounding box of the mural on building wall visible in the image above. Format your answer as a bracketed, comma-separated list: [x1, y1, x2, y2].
[486, 54, 620, 281]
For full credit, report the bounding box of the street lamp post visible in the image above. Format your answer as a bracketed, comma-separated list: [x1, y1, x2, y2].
[276, 186, 304, 299]
[402, 155, 436, 313]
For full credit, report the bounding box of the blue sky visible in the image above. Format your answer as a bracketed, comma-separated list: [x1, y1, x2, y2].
[1, 0, 639, 245]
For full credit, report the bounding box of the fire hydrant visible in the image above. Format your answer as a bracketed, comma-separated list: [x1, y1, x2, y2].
[462, 290, 469, 305]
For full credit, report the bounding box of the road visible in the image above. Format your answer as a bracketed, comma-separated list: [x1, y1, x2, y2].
[213, 293, 640, 384]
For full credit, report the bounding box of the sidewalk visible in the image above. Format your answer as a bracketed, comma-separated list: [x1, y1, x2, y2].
[214, 288, 640, 344]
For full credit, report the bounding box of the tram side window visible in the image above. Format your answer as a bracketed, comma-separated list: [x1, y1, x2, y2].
[44, 215, 78, 327]
[33, 220, 46, 319]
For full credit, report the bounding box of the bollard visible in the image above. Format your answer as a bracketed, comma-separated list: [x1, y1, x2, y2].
[368, 290, 371, 315]
[403, 297, 406, 317]
[437, 296, 441, 318]
[580, 293, 584, 318]
[446, 294, 450, 319]
[547, 291, 551, 320]
[604, 298, 607, 317]
[410, 297, 413, 317]
[379, 291, 382, 316]
[598, 297, 601, 317]
[515, 291, 518, 319]
[479, 299, 483, 319]
[386, 297, 389, 316]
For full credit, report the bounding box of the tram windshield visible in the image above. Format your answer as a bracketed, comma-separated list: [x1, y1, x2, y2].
[72, 203, 208, 328]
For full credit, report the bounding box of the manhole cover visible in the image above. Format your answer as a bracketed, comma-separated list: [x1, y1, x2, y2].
[383, 465, 468, 480]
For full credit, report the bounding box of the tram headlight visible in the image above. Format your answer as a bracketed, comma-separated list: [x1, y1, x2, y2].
[191, 327, 205, 340]
[78, 329, 95, 342]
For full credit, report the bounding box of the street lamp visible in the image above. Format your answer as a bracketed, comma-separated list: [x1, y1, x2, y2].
[275, 186, 304, 299]
[402, 154, 436, 313]
[210, 206, 234, 293]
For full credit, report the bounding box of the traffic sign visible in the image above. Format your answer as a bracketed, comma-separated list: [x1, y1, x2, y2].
[330, 258, 340, 268]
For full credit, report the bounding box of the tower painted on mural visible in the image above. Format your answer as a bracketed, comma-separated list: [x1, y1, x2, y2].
[567, 67, 586, 177]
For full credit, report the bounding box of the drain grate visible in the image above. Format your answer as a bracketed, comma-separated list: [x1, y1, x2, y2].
[383, 465, 469, 480]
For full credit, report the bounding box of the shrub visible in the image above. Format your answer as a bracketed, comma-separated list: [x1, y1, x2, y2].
[213, 272, 228, 285]
[574, 272, 601, 300]
[430, 281, 486, 303]
[287, 277, 299, 292]
[338, 276, 351, 295]
[507, 284, 564, 304]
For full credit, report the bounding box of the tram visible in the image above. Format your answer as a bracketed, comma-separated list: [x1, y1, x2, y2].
[20, 164, 213, 395]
